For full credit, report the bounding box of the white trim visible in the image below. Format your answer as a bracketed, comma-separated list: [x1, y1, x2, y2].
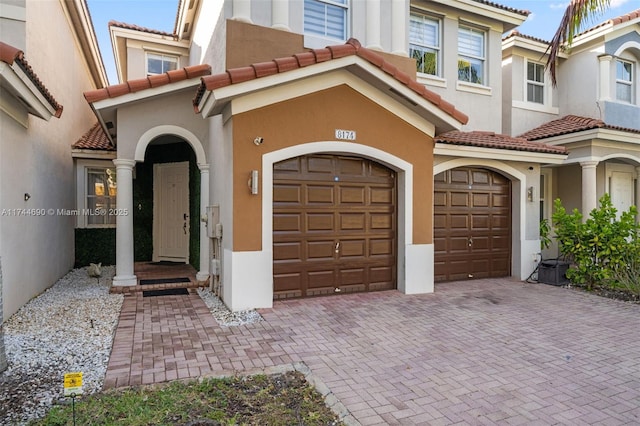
[0, 3, 25, 20]
[456, 80, 492, 95]
[512, 100, 559, 115]
[0, 62, 57, 121]
[75, 159, 118, 229]
[92, 78, 201, 110]
[135, 125, 207, 164]
[433, 143, 567, 164]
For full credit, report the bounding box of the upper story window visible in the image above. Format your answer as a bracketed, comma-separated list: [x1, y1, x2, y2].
[458, 26, 485, 85]
[304, 0, 348, 41]
[147, 53, 178, 76]
[409, 14, 440, 76]
[616, 59, 633, 103]
[527, 61, 545, 104]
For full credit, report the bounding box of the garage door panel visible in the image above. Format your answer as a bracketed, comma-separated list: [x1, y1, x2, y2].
[274, 184, 302, 203]
[307, 213, 334, 231]
[451, 170, 470, 183]
[274, 214, 302, 232]
[307, 156, 334, 174]
[274, 157, 301, 173]
[473, 193, 490, 207]
[434, 191, 446, 207]
[371, 187, 394, 204]
[341, 239, 365, 257]
[307, 241, 335, 259]
[450, 237, 470, 252]
[307, 185, 334, 204]
[370, 213, 393, 230]
[340, 268, 366, 285]
[338, 157, 366, 176]
[273, 242, 302, 260]
[451, 192, 469, 206]
[273, 273, 304, 295]
[340, 213, 366, 230]
[492, 194, 509, 208]
[370, 239, 393, 256]
[308, 270, 336, 288]
[492, 214, 509, 229]
[472, 170, 490, 184]
[471, 215, 489, 230]
[340, 186, 365, 204]
[471, 236, 489, 250]
[492, 236, 510, 251]
[434, 213, 447, 229]
[450, 215, 469, 229]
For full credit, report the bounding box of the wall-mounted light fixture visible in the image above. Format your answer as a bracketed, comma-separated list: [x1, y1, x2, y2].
[24, 193, 31, 201]
[248, 170, 259, 195]
[253, 136, 264, 146]
[527, 186, 535, 202]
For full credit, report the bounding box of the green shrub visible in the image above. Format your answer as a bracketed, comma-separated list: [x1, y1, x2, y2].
[552, 193, 638, 290]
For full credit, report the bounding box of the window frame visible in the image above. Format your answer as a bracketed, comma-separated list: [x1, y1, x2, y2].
[526, 60, 545, 104]
[457, 24, 486, 86]
[146, 52, 179, 76]
[409, 13, 441, 77]
[615, 58, 634, 104]
[303, 0, 349, 45]
[76, 160, 118, 229]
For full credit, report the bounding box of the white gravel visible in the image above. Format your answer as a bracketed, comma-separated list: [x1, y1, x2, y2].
[0, 267, 263, 425]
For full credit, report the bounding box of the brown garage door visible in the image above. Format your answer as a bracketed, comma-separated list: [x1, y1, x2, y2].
[273, 154, 396, 299]
[434, 167, 511, 282]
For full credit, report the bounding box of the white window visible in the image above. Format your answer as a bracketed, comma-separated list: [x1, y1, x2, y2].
[616, 59, 633, 103]
[304, 0, 348, 41]
[76, 161, 117, 228]
[147, 53, 178, 76]
[527, 61, 545, 104]
[410, 14, 440, 76]
[458, 26, 485, 85]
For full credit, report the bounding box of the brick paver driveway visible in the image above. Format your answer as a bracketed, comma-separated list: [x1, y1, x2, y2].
[105, 278, 640, 425]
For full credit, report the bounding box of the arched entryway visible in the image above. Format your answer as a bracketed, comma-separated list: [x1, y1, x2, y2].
[272, 153, 397, 299]
[434, 167, 512, 282]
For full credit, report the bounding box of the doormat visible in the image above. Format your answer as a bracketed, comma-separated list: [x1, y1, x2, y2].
[143, 288, 189, 297]
[150, 261, 185, 266]
[139, 277, 191, 285]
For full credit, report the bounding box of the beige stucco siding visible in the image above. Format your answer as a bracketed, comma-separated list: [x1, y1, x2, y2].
[231, 84, 435, 251]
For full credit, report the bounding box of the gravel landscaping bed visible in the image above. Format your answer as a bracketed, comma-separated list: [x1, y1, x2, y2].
[0, 268, 264, 425]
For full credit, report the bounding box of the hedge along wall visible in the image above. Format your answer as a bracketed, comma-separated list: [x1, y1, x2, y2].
[75, 140, 200, 269]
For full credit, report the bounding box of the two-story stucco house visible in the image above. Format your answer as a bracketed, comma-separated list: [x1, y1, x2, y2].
[77, 0, 569, 312]
[502, 9, 640, 251]
[0, 0, 107, 319]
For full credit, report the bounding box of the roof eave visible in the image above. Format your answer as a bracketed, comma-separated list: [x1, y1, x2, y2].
[197, 56, 465, 133]
[434, 142, 568, 164]
[0, 61, 59, 121]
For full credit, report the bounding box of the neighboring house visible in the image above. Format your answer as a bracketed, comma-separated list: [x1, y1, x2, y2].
[502, 9, 640, 258]
[0, 0, 107, 324]
[78, 0, 568, 312]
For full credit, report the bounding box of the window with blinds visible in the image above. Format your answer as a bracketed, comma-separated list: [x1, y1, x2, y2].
[304, 0, 348, 41]
[527, 61, 545, 104]
[409, 14, 440, 76]
[458, 26, 485, 85]
[616, 59, 633, 103]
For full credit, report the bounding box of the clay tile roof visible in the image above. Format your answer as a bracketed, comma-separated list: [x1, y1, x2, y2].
[503, 30, 550, 45]
[518, 115, 640, 141]
[576, 8, 640, 37]
[0, 41, 63, 118]
[72, 123, 114, 151]
[109, 20, 177, 38]
[435, 130, 567, 155]
[471, 0, 530, 16]
[84, 64, 211, 103]
[194, 38, 469, 125]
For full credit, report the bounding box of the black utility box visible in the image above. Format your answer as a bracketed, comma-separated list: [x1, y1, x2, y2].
[538, 260, 570, 285]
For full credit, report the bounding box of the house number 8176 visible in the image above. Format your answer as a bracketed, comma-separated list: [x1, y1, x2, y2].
[335, 129, 356, 141]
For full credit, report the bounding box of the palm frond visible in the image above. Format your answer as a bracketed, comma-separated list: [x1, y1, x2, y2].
[545, 0, 611, 87]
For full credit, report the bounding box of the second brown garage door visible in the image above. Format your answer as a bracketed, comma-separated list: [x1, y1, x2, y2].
[434, 167, 511, 282]
[273, 154, 396, 299]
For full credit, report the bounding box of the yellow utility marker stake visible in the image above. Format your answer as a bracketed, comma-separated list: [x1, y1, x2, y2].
[63, 372, 83, 426]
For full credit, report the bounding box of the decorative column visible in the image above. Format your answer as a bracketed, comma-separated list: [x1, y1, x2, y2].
[391, 0, 408, 56]
[580, 160, 599, 218]
[598, 54, 613, 102]
[232, 0, 252, 23]
[112, 159, 137, 286]
[272, 0, 290, 31]
[197, 164, 210, 282]
[366, 0, 382, 51]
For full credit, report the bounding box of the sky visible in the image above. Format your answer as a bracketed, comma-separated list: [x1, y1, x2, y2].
[86, 0, 639, 86]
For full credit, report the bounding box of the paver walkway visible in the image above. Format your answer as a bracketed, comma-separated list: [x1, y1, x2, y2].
[105, 278, 640, 425]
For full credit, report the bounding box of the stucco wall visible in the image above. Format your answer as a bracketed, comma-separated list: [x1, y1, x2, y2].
[230, 84, 434, 251]
[0, 1, 98, 319]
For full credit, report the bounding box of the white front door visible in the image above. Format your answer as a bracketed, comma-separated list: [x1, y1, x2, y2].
[153, 162, 190, 262]
[610, 170, 634, 219]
